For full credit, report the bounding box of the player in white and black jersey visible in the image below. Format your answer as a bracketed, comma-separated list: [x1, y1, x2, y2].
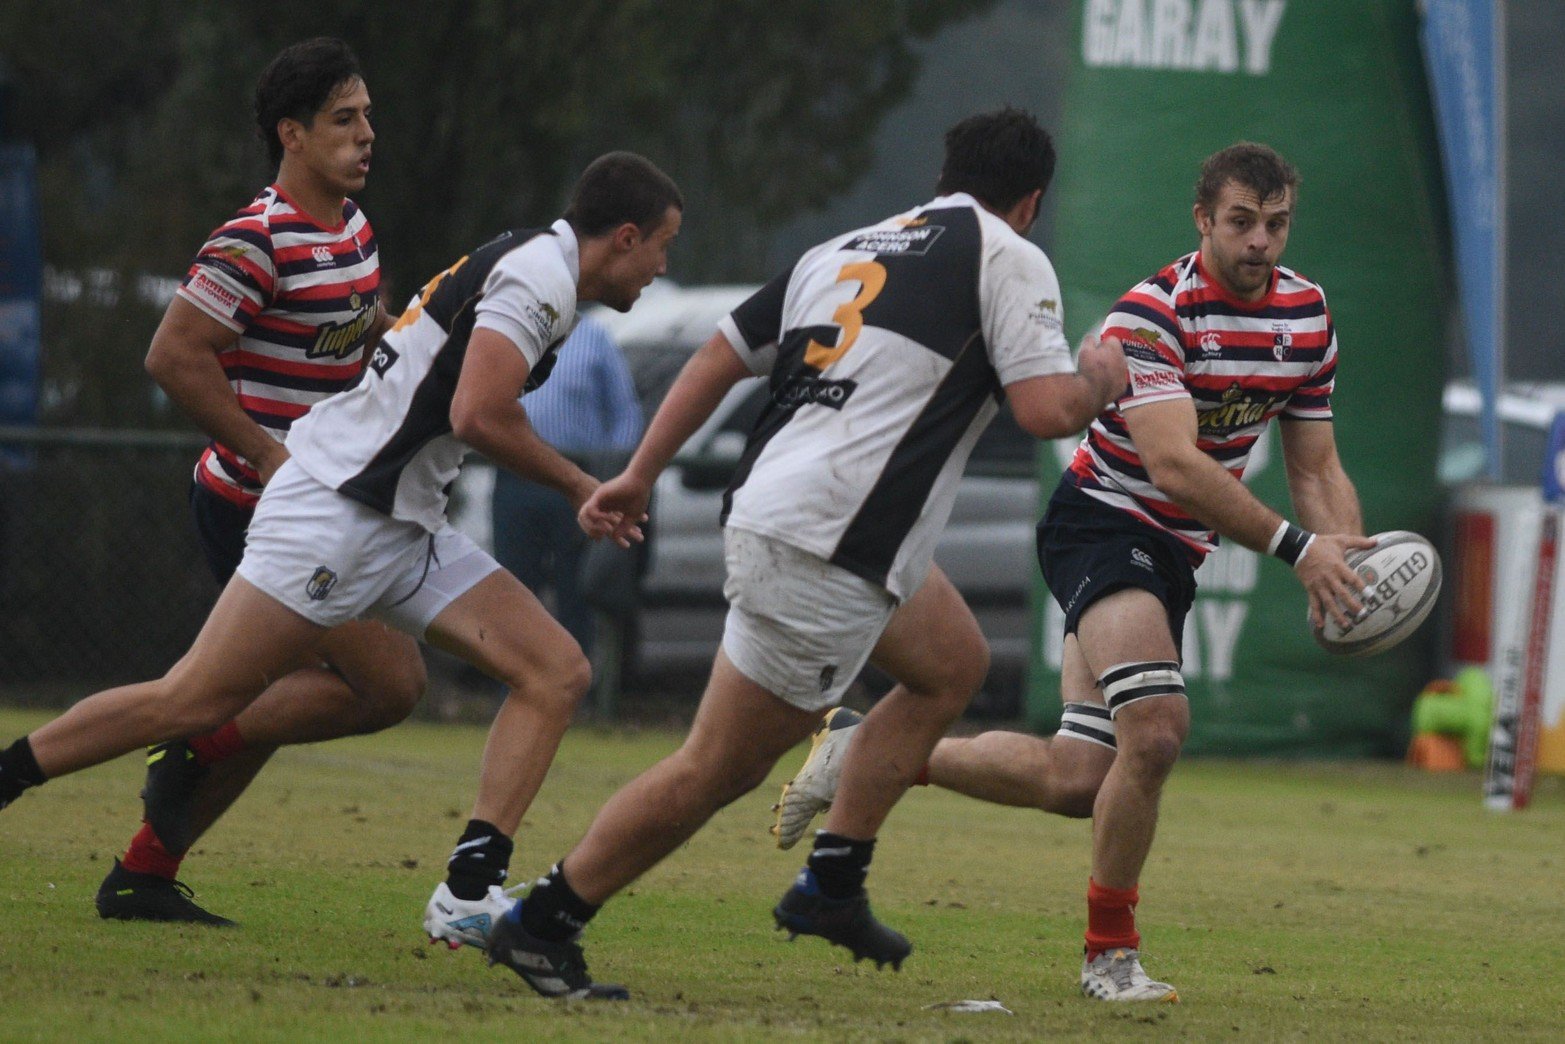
[0, 155, 680, 999]
[491, 109, 1124, 996]
[770, 144, 1377, 1003]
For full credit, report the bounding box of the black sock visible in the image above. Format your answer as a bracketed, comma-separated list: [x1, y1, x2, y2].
[444, 819, 513, 901]
[807, 831, 876, 899]
[519, 862, 600, 943]
[0, 736, 45, 806]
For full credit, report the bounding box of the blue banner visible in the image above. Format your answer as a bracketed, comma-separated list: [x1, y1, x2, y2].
[0, 142, 42, 430]
[1421, 0, 1504, 479]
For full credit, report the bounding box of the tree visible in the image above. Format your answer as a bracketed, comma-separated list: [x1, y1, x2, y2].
[2, 0, 994, 425]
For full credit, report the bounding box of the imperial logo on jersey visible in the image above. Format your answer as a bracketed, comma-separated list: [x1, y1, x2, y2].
[1067, 251, 1335, 558]
[175, 184, 380, 507]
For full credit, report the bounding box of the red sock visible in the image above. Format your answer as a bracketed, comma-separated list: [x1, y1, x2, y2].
[913, 764, 930, 787]
[188, 721, 247, 766]
[121, 822, 183, 880]
[1085, 878, 1140, 959]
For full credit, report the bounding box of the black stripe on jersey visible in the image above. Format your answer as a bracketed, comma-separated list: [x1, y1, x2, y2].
[336, 228, 550, 514]
[856, 205, 982, 362]
[1175, 299, 1325, 322]
[829, 331, 998, 586]
[246, 408, 295, 432]
[729, 266, 793, 351]
[1114, 299, 1183, 346]
[223, 366, 357, 394]
[202, 226, 273, 256]
[268, 292, 379, 317]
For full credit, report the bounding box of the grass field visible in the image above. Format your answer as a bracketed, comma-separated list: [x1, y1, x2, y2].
[1, 706, 1561, 1042]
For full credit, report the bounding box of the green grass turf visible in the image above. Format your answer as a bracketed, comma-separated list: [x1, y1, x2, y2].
[0, 706, 1561, 1041]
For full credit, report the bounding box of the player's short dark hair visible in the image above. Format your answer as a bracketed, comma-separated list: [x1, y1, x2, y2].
[254, 37, 363, 168]
[1195, 142, 1300, 211]
[564, 152, 684, 238]
[936, 107, 1056, 212]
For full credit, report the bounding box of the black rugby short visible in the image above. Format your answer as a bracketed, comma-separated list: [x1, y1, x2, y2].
[189, 480, 254, 584]
[1036, 482, 1199, 654]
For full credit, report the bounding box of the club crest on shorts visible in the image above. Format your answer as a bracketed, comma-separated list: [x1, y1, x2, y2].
[306, 566, 339, 602]
[818, 664, 838, 693]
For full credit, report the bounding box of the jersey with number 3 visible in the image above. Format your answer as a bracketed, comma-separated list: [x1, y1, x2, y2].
[717, 193, 1073, 601]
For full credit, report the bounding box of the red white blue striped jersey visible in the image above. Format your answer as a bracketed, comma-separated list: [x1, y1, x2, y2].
[1065, 251, 1336, 558]
[175, 184, 380, 506]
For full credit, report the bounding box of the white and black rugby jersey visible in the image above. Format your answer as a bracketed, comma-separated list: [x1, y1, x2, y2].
[717, 193, 1074, 601]
[286, 220, 581, 531]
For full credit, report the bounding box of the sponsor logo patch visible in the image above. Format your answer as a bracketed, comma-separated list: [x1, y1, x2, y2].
[1121, 329, 1169, 363]
[844, 224, 945, 256]
[525, 301, 561, 339]
[1196, 382, 1285, 433]
[186, 271, 241, 316]
[308, 302, 376, 360]
[1131, 370, 1184, 393]
[306, 566, 339, 601]
[775, 375, 858, 411]
[312, 245, 335, 266]
[818, 665, 838, 693]
[1131, 548, 1154, 571]
[1199, 331, 1222, 358]
[1028, 296, 1063, 329]
[368, 342, 399, 376]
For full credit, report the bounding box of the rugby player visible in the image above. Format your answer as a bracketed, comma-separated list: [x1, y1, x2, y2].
[484, 108, 1126, 1000]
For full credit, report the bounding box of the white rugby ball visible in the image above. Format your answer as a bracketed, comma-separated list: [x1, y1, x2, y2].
[1313, 530, 1442, 657]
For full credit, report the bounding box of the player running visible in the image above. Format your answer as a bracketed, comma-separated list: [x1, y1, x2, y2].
[482, 108, 1126, 1000]
[771, 143, 1377, 1003]
[0, 155, 682, 964]
[82, 38, 427, 926]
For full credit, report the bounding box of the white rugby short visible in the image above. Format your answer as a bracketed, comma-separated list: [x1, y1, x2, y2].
[720, 527, 896, 712]
[237, 460, 500, 638]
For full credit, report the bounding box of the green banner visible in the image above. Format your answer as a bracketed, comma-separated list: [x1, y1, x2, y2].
[1027, 0, 1449, 755]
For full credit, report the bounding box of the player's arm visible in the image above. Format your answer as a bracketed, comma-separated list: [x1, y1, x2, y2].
[1279, 418, 1363, 536]
[1006, 332, 1126, 439]
[579, 331, 751, 543]
[450, 328, 597, 512]
[366, 302, 398, 344]
[1125, 399, 1372, 628]
[145, 296, 290, 484]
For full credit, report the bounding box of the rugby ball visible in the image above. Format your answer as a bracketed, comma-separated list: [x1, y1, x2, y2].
[1313, 531, 1442, 657]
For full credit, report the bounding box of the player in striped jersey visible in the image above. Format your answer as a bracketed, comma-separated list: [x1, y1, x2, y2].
[498, 109, 1125, 996]
[95, 38, 427, 925]
[769, 144, 1378, 1002]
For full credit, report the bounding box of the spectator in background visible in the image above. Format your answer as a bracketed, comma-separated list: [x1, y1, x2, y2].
[490, 313, 642, 666]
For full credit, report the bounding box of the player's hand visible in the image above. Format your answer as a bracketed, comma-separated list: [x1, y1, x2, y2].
[256, 444, 291, 486]
[578, 472, 650, 548]
[1295, 532, 1378, 630]
[1077, 332, 1129, 406]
